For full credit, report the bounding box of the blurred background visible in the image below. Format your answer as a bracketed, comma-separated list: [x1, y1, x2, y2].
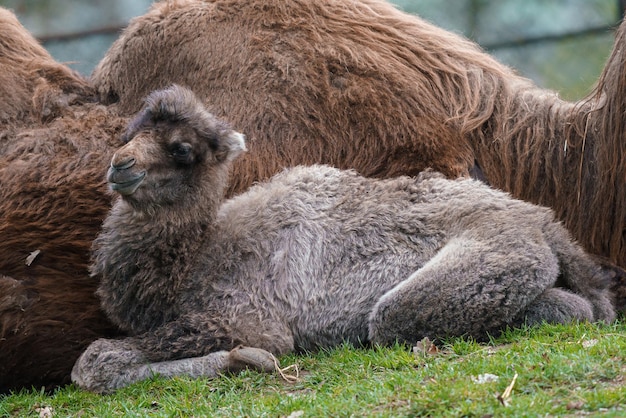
[0, 0, 622, 100]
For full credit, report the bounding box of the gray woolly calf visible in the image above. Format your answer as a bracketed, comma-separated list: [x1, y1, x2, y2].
[72, 85, 615, 393]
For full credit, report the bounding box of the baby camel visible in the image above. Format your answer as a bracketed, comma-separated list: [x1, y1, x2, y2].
[72, 85, 615, 393]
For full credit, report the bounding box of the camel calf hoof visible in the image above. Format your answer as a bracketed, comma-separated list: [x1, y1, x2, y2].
[227, 346, 276, 373]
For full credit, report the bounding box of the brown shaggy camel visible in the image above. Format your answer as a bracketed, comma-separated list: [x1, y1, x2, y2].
[0, 8, 94, 128]
[0, 8, 126, 393]
[0, 7, 53, 125]
[1, 0, 624, 393]
[92, 0, 626, 293]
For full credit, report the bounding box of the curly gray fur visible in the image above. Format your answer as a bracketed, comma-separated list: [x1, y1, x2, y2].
[73, 85, 615, 393]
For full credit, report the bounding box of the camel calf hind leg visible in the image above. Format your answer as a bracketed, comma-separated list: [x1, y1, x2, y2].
[510, 287, 594, 327]
[367, 236, 587, 344]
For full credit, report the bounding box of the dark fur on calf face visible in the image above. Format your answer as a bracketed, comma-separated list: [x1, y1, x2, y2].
[109, 85, 246, 213]
[124, 85, 244, 161]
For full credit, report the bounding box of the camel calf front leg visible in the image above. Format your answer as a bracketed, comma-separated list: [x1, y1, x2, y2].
[71, 338, 275, 394]
[72, 311, 293, 393]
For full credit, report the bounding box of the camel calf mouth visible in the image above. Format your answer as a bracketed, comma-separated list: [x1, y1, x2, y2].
[107, 168, 146, 195]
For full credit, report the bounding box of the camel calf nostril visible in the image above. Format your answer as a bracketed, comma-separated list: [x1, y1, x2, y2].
[111, 157, 136, 170]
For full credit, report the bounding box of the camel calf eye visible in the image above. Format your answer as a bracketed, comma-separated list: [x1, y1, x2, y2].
[169, 143, 192, 162]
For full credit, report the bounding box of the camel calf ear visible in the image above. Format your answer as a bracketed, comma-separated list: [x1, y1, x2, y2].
[216, 131, 247, 162]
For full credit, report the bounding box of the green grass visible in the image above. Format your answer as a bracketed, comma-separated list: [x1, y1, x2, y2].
[1, 321, 624, 417]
